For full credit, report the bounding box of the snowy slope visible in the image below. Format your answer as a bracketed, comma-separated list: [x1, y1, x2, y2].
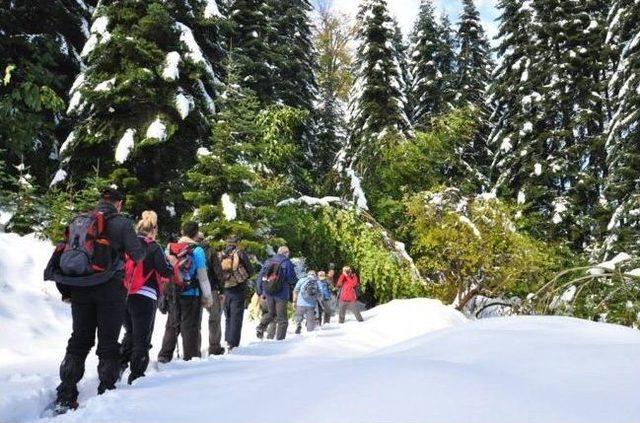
[1, 233, 640, 423]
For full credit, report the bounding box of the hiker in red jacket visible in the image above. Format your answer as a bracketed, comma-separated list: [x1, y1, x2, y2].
[120, 211, 174, 385]
[336, 266, 364, 323]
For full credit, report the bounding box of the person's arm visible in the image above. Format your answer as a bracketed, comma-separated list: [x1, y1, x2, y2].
[336, 273, 345, 288]
[121, 218, 145, 262]
[194, 247, 213, 307]
[240, 251, 253, 275]
[153, 244, 174, 278]
[284, 260, 297, 285]
[255, 263, 265, 296]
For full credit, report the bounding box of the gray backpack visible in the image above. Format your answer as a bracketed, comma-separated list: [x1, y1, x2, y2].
[301, 279, 320, 303]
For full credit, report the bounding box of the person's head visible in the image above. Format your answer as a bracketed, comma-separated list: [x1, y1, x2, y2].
[195, 231, 205, 243]
[317, 271, 326, 280]
[277, 246, 290, 257]
[182, 221, 199, 239]
[342, 266, 352, 275]
[100, 187, 124, 212]
[307, 270, 317, 279]
[136, 210, 158, 239]
[226, 235, 239, 246]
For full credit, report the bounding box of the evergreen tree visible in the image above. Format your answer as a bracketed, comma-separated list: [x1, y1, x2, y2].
[454, 0, 492, 111]
[5, 163, 42, 235]
[313, 2, 354, 178]
[490, 0, 609, 250]
[62, 0, 224, 231]
[603, 0, 640, 257]
[437, 13, 457, 109]
[0, 0, 95, 188]
[226, 0, 275, 106]
[346, 0, 410, 172]
[408, 0, 454, 128]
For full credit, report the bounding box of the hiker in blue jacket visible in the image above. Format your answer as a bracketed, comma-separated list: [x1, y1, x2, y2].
[293, 270, 322, 334]
[255, 246, 296, 340]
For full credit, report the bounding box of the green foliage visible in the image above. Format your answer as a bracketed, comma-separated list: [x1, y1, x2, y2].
[364, 108, 478, 229]
[535, 256, 640, 328]
[271, 203, 427, 303]
[5, 164, 42, 235]
[40, 171, 110, 242]
[402, 188, 571, 309]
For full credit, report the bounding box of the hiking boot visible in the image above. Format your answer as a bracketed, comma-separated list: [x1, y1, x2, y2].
[53, 399, 78, 415]
[97, 382, 115, 395]
[209, 347, 225, 356]
[54, 382, 79, 415]
[157, 356, 171, 364]
[256, 329, 264, 339]
[127, 372, 143, 385]
[295, 325, 302, 334]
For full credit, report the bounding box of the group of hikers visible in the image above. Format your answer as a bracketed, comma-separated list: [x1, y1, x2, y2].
[44, 188, 364, 414]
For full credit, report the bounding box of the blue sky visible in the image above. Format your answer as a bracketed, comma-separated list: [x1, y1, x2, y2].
[317, 0, 500, 40]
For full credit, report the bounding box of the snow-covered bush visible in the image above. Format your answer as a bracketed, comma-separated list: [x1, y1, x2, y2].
[402, 187, 571, 312]
[535, 253, 640, 327]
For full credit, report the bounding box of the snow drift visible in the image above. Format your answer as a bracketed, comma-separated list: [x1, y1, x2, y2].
[0, 233, 639, 423]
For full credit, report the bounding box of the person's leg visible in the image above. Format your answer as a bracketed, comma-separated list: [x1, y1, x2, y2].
[56, 299, 97, 407]
[227, 286, 245, 348]
[323, 300, 331, 324]
[209, 290, 223, 354]
[350, 302, 364, 322]
[338, 301, 347, 323]
[305, 307, 316, 332]
[119, 298, 133, 373]
[179, 296, 203, 360]
[158, 296, 180, 362]
[274, 299, 289, 340]
[257, 296, 276, 339]
[294, 305, 304, 334]
[128, 295, 157, 383]
[95, 295, 127, 394]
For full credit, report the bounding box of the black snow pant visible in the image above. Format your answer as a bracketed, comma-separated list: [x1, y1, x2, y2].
[120, 294, 157, 382]
[224, 283, 246, 348]
[57, 275, 127, 403]
[257, 297, 288, 340]
[158, 295, 203, 361]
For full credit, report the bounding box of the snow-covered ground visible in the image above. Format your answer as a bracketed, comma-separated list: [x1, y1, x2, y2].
[1, 233, 640, 423]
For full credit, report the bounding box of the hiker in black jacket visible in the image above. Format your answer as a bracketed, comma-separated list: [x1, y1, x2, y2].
[52, 187, 145, 413]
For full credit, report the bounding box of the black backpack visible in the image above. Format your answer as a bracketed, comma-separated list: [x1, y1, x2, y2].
[262, 260, 283, 295]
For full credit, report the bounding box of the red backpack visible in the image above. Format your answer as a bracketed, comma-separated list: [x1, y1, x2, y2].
[167, 242, 197, 289]
[123, 237, 158, 295]
[59, 211, 113, 277]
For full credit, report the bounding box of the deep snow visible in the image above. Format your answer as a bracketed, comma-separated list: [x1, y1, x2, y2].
[1, 233, 639, 423]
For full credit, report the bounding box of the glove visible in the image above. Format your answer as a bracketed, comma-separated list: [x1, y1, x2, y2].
[201, 295, 213, 309]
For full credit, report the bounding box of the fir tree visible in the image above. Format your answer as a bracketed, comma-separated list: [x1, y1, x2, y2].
[346, 0, 410, 171]
[313, 2, 354, 178]
[62, 0, 223, 231]
[454, 0, 492, 112]
[0, 0, 95, 188]
[603, 0, 640, 257]
[408, 0, 453, 128]
[490, 0, 608, 250]
[226, 0, 275, 106]
[5, 163, 42, 235]
[437, 13, 457, 109]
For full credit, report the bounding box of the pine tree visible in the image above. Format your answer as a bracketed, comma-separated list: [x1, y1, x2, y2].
[5, 163, 42, 235]
[226, 0, 275, 106]
[313, 2, 354, 178]
[61, 0, 224, 230]
[454, 0, 492, 112]
[603, 0, 640, 257]
[408, 0, 453, 128]
[0, 0, 95, 188]
[346, 0, 410, 171]
[437, 13, 457, 109]
[490, 0, 608, 249]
